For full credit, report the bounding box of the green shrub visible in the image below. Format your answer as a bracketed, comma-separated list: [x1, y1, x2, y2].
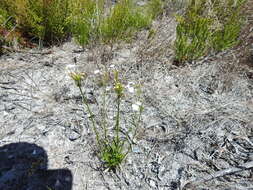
[42, 0, 70, 43]
[210, 0, 246, 51]
[0, 0, 163, 49]
[147, 0, 163, 19]
[68, 0, 103, 47]
[174, 1, 211, 63]
[100, 0, 151, 44]
[0, 0, 161, 48]
[68, 0, 153, 46]
[174, 0, 246, 63]
[0, 7, 14, 30]
[0, 0, 70, 45]
[0, 5, 16, 54]
[0, 9, 7, 54]
[211, 16, 241, 51]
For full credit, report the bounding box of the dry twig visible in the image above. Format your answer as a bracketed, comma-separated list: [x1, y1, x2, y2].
[183, 161, 253, 189]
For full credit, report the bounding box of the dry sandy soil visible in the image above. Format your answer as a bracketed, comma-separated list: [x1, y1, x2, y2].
[0, 2, 253, 190]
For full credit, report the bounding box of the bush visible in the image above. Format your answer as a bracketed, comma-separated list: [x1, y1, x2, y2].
[0, 7, 14, 30]
[68, 0, 103, 47]
[0, 0, 70, 45]
[147, 0, 163, 19]
[175, 12, 211, 63]
[210, 0, 246, 51]
[174, 0, 247, 63]
[100, 0, 151, 44]
[211, 16, 242, 51]
[174, 0, 211, 63]
[0, 0, 162, 48]
[0, 5, 16, 53]
[42, 0, 70, 43]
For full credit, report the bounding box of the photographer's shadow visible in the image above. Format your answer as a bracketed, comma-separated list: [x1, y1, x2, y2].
[0, 142, 72, 190]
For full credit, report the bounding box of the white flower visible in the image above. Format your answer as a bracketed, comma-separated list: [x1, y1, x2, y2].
[132, 101, 142, 112]
[109, 64, 115, 69]
[128, 86, 135, 93]
[136, 101, 142, 106]
[126, 82, 135, 93]
[105, 86, 111, 91]
[94, 70, 100, 74]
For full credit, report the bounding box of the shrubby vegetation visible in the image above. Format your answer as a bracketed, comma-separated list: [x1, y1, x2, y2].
[174, 2, 211, 63]
[210, 0, 246, 51]
[0, 0, 247, 62]
[68, 0, 102, 46]
[174, 0, 246, 63]
[0, 4, 15, 54]
[100, 0, 151, 45]
[0, 0, 70, 45]
[0, 0, 163, 49]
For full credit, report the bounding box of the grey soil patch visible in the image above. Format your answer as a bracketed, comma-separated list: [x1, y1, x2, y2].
[1, 11, 253, 190]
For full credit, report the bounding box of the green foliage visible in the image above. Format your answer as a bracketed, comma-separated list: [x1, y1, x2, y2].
[210, 0, 246, 51]
[0, 5, 16, 54]
[175, 14, 211, 63]
[100, 136, 127, 170]
[211, 16, 241, 51]
[0, 8, 14, 29]
[43, 0, 70, 43]
[0, 9, 7, 54]
[22, 0, 44, 40]
[0, 0, 161, 48]
[147, 0, 164, 19]
[0, 0, 70, 45]
[100, 0, 150, 44]
[174, 0, 246, 63]
[174, 1, 211, 63]
[68, 0, 102, 46]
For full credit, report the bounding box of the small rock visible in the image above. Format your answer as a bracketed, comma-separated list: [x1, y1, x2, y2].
[149, 179, 157, 188]
[66, 130, 81, 141]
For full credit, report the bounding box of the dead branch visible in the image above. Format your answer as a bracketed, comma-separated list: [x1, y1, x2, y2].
[183, 161, 253, 189]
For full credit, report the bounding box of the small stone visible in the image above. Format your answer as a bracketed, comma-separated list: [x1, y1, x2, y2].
[66, 130, 81, 141]
[149, 179, 157, 188]
[133, 147, 141, 153]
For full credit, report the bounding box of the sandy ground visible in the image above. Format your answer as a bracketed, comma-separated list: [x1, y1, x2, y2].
[1, 4, 253, 190]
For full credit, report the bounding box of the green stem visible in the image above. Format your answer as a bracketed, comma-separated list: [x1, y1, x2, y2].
[78, 85, 100, 147]
[102, 88, 108, 140]
[115, 94, 121, 143]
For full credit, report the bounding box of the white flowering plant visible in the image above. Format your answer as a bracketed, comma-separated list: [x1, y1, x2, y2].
[67, 66, 143, 171]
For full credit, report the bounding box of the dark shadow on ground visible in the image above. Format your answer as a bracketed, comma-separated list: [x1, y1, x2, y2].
[0, 142, 72, 190]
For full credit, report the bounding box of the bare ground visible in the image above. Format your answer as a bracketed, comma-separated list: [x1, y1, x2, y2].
[0, 4, 253, 190]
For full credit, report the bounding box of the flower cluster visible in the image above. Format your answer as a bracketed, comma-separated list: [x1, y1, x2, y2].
[66, 64, 86, 87]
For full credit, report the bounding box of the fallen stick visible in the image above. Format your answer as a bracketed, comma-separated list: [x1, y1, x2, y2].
[183, 161, 253, 189]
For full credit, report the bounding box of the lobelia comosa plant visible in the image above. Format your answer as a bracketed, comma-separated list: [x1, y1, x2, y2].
[68, 67, 143, 171]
